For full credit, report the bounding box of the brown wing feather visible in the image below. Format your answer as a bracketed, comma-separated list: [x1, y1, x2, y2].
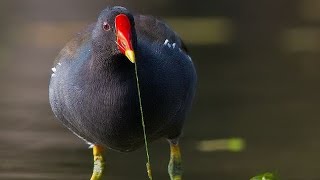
[53, 23, 95, 66]
[134, 15, 188, 52]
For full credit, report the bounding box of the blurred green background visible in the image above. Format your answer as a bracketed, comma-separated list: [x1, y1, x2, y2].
[1, 0, 320, 179]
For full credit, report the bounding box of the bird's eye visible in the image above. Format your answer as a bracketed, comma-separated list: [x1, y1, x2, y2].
[103, 22, 110, 31]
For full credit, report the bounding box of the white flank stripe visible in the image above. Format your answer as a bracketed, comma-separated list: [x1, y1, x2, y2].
[164, 39, 169, 45]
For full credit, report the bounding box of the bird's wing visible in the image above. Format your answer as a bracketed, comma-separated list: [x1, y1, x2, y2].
[53, 24, 95, 67]
[134, 15, 188, 53]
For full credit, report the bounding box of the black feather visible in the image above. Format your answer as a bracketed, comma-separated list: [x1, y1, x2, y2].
[49, 6, 197, 152]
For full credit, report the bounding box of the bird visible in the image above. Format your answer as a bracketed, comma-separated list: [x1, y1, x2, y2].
[49, 6, 197, 180]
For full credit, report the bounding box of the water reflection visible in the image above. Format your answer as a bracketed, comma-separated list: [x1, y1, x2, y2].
[1, 0, 320, 179]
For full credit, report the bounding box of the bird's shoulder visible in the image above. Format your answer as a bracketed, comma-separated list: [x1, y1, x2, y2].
[134, 15, 188, 53]
[53, 23, 95, 67]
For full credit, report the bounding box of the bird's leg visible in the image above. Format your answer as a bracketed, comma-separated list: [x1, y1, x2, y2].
[168, 139, 182, 180]
[90, 145, 105, 180]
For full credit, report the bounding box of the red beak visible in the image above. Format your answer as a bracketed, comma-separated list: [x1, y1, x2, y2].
[115, 14, 135, 63]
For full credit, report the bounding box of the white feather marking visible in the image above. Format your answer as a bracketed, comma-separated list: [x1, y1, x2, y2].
[164, 39, 169, 45]
[167, 43, 172, 48]
[172, 43, 176, 48]
[57, 63, 61, 66]
[51, 67, 56, 73]
[51, 73, 56, 77]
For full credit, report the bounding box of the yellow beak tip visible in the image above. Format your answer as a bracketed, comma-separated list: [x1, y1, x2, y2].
[125, 50, 136, 63]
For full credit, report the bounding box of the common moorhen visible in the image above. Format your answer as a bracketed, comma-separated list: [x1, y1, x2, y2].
[49, 6, 197, 180]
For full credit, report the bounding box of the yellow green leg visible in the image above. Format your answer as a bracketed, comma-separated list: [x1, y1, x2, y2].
[168, 140, 182, 180]
[90, 145, 105, 180]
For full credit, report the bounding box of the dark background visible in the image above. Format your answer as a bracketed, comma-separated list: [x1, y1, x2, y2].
[1, 0, 320, 179]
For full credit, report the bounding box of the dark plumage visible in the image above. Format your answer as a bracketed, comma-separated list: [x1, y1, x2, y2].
[49, 6, 196, 179]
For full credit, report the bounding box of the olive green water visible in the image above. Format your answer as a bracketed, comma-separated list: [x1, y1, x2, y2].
[1, 0, 320, 179]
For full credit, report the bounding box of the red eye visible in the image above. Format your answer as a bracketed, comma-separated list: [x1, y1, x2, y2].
[103, 22, 110, 31]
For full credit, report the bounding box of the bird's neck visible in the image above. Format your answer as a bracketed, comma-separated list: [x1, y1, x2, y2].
[90, 41, 116, 68]
[88, 48, 134, 78]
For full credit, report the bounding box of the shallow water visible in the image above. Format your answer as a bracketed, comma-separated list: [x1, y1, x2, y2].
[1, 0, 320, 180]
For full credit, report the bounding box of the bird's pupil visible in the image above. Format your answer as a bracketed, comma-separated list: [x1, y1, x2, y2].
[103, 22, 110, 31]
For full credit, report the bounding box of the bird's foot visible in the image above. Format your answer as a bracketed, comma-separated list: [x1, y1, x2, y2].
[90, 145, 105, 180]
[168, 140, 182, 180]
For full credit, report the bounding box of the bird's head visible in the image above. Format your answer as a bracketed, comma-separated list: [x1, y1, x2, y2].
[92, 6, 136, 63]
